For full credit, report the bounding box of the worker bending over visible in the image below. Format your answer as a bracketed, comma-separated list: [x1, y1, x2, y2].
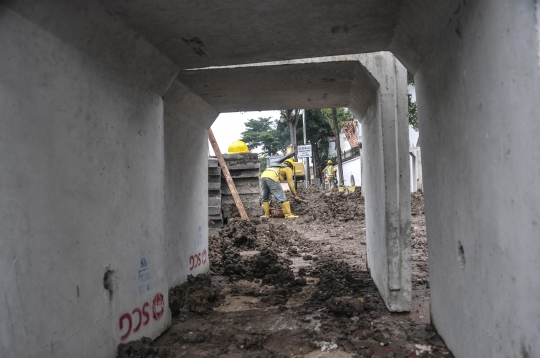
[322, 160, 338, 190]
[260, 158, 302, 219]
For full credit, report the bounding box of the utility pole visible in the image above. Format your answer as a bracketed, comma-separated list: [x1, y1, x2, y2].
[302, 109, 310, 187]
[332, 108, 344, 187]
[287, 109, 299, 161]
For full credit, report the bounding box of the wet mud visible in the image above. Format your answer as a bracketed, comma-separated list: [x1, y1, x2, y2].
[118, 188, 452, 358]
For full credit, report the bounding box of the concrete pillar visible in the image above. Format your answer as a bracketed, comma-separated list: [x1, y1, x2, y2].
[416, 0, 540, 356]
[350, 53, 412, 312]
[409, 147, 422, 192]
[415, 148, 423, 192]
[410, 152, 418, 192]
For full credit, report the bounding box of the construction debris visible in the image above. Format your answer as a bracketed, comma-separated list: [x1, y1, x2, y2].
[118, 189, 453, 358]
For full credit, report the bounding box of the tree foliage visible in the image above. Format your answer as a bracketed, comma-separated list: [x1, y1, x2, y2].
[407, 71, 415, 86]
[240, 117, 282, 156]
[407, 71, 418, 131]
[276, 108, 352, 178]
[408, 94, 418, 131]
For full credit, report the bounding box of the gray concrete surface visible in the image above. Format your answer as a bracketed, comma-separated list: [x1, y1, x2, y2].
[0, 3, 214, 356]
[415, 1, 540, 356]
[409, 147, 423, 192]
[0, 7, 411, 352]
[3, 0, 540, 357]
[351, 53, 412, 312]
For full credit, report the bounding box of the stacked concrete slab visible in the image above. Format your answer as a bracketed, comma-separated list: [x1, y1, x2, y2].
[220, 153, 261, 222]
[208, 158, 223, 236]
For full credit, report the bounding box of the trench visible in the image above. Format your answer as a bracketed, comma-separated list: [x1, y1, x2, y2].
[117, 187, 452, 358]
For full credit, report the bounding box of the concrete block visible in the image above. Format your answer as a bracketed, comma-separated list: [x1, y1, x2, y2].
[221, 194, 260, 205]
[208, 167, 221, 176]
[208, 158, 219, 167]
[225, 170, 260, 179]
[221, 177, 260, 187]
[208, 182, 221, 190]
[208, 214, 223, 221]
[221, 185, 260, 195]
[208, 196, 221, 205]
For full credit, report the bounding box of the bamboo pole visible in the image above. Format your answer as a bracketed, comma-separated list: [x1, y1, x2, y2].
[208, 129, 250, 221]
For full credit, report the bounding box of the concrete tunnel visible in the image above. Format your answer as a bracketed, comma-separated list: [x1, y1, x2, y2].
[1, 0, 539, 357]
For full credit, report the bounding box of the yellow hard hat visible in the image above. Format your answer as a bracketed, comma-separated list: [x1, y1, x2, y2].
[228, 140, 249, 153]
[284, 158, 294, 169]
[327, 160, 332, 165]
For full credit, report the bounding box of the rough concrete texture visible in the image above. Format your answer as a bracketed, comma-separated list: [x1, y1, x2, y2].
[352, 53, 412, 312]
[0, 4, 215, 357]
[5, 0, 539, 357]
[409, 147, 423, 192]
[416, 1, 540, 356]
[97, 0, 456, 72]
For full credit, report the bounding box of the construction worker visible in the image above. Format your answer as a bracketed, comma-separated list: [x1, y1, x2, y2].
[322, 160, 338, 190]
[260, 158, 302, 219]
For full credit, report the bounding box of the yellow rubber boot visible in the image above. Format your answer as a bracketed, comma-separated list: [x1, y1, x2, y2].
[281, 201, 298, 219]
[262, 201, 270, 218]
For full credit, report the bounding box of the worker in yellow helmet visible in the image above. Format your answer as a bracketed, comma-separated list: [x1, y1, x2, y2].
[322, 159, 338, 190]
[260, 158, 302, 219]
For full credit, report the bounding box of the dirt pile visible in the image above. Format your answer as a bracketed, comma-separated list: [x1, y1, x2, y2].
[209, 220, 307, 275]
[117, 337, 173, 358]
[168, 274, 219, 316]
[270, 185, 365, 222]
[310, 260, 365, 302]
[411, 190, 425, 216]
[119, 188, 453, 358]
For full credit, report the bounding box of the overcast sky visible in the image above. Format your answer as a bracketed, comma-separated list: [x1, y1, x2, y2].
[208, 111, 281, 156]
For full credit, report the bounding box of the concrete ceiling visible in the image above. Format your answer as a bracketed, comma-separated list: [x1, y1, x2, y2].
[177, 59, 378, 113]
[99, 0, 459, 72]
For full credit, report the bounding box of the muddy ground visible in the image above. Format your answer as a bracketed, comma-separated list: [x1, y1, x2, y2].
[118, 187, 452, 358]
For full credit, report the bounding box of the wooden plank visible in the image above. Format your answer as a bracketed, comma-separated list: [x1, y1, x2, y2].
[208, 129, 250, 221]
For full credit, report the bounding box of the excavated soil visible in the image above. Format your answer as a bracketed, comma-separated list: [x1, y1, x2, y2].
[118, 187, 452, 358]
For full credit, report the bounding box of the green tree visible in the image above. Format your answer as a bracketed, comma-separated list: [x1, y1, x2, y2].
[240, 117, 282, 156]
[323, 107, 353, 134]
[258, 156, 267, 173]
[276, 109, 341, 178]
[407, 71, 418, 131]
[408, 94, 418, 131]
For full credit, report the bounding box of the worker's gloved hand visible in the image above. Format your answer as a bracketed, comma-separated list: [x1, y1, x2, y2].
[294, 195, 302, 202]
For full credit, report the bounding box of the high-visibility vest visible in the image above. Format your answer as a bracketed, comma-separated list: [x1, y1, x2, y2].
[324, 165, 335, 178]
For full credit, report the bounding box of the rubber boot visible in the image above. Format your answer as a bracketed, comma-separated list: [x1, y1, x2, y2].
[262, 201, 270, 218]
[281, 201, 298, 219]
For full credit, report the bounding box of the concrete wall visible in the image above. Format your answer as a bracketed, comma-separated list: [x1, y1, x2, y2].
[415, 0, 540, 356]
[0, 3, 216, 357]
[339, 157, 362, 187]
[351, 53, 412, 312]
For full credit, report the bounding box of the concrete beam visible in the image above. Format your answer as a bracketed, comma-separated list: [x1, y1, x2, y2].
[95, 0, 456, 72]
